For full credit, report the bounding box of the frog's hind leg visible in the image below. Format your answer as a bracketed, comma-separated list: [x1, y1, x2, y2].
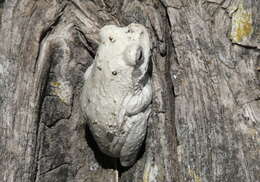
[119, 109, 150, 167]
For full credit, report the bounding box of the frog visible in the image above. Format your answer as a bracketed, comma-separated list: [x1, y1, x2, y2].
[80, 23, 152, 167]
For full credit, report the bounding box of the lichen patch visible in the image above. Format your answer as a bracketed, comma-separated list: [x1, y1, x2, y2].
[231, 3, 253, 43]
[50, 81, 72, 105]
[188, 169, 202, 182]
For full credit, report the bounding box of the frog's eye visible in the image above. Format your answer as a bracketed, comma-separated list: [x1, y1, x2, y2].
[124, 44, 143, 66]
[135, 46, 144, 67]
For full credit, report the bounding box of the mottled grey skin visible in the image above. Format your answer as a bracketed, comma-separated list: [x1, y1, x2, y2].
[80, 23, 152, 166]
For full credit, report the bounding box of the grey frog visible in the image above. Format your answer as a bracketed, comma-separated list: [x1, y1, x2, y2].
[80, 23, 152, 166]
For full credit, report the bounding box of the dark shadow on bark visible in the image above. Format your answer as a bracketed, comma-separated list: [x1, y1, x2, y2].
[0, 0, 4, 7]
[256, 55, 260, 83]
[0, 0, 4, 26]
[85, 124, 118, 170]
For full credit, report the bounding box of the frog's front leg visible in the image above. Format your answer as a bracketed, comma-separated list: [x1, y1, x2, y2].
[125, 79, 152, 116]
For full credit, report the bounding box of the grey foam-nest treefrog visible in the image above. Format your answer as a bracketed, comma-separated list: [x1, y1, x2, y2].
[80, 23, 152, 166]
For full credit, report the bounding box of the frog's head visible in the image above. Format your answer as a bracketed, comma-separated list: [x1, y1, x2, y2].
[123, 24, 151, 86]
[98, 23, 151, 84]
[99, 23, 150, 66]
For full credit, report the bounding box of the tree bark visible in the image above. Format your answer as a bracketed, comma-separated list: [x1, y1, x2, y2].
[0, 0, 259, 182]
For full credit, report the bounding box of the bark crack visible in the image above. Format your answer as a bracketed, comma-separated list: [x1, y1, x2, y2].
[39, 163, 70, 176]
[75, 26, 97, 58]
[33, 5, 65, 73]
[232, 42, 260, 51]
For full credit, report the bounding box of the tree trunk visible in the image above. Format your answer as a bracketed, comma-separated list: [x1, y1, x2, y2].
[0, 0, 258, 182]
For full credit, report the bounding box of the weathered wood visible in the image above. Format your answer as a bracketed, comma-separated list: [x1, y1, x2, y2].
[0, 0, 258, 182]
[167, 0, 260, 182]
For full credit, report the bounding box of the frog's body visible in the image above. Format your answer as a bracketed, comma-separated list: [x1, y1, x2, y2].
[80, 23, 152, 166]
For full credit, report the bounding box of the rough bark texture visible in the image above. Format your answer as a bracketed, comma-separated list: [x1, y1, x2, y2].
[0, 0, 259, 182]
